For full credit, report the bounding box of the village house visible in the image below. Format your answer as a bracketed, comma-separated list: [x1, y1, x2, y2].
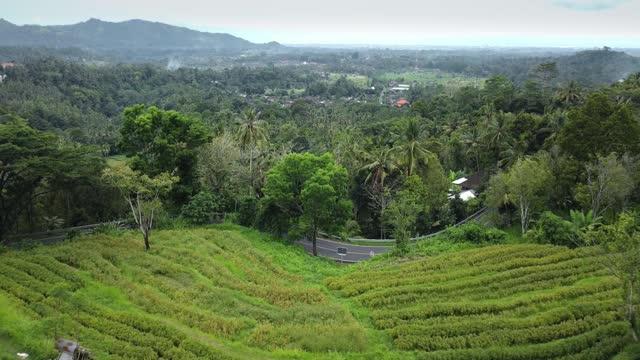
[449, 173, 482, 202]
[394, 99, 410, 107]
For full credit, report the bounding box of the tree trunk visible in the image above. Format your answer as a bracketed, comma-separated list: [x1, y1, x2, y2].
[519, 196, 530, 236]
[629, 281, 638, 341]
[249, 145, 254, 194]
[143, 228, 151, 251]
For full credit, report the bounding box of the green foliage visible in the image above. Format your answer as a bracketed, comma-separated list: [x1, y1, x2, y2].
[486, 153, 553, 235]
[0, 118, 106, 241]
[581, 212, 640, 341]
[525, 211, 576, 247]
[575, 153, 635, 218]
[181, 191, 221, 224]
[557, 93, 640, 161]
[259, 153, 352, 248]
[327, 244, 629, 357]
[444, 222, 507, 244]
[102, 166, 178, 249]
[0, 227, 369, 358]
[237, 196, 258, 227]
[119, 105, 211, 205]
[93, 223, 122, 236]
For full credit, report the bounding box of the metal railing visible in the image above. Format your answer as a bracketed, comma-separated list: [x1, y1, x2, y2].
[318, 207, 488, 244]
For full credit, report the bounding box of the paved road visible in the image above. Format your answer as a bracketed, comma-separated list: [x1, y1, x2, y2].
[297, 237, 392, 263]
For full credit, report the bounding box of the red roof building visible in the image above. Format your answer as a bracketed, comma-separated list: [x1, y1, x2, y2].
[394, 99, 410, 107]
[1, 62, 16, 69]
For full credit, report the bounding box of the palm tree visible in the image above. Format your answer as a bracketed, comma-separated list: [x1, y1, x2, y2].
[393, 118, 432, 177]
[497, 138, 525, 169]
[555, 81, 584, 107]
[569, 209, 602, 236]
[482, 111, 513, 154]
[360, 146, 398, 192]
[442, 115, 468, 136]
[237, 108, 267, 192]
[462, 128, 483, 172]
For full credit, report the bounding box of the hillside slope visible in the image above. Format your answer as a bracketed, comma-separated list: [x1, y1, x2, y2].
[0, 226, 367, 359]
[0, 18, 282, 52]
[0, 228, 633, 359]
[327, 244, 632, 359]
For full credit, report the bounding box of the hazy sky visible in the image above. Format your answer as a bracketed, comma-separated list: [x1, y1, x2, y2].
[3, 0, 640, 47]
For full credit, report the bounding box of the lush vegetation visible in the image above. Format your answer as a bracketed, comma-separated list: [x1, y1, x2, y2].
[327, 244, 631, 359]
[1, 40, 640, 358]
[1, 226, 638, 359]
[0, 226, 368, 359]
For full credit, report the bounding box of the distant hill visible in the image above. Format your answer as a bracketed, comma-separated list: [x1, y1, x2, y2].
[557, 49, 640, 85]
[0, 18, 283, 53]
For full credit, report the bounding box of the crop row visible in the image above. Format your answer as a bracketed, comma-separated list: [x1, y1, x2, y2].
[329, 248, 588, 296]
[371, 278, 618, 327]
[394, 311, 620, 351]
[412, 321, 629, 360]
[389, 302, 620, 338]
[356, 262, 605, 308]
[329, 245, 578, 287]
[355, 255, 600, 304]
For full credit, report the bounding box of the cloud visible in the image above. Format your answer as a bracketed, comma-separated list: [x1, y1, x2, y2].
[551, 0, 629, 11]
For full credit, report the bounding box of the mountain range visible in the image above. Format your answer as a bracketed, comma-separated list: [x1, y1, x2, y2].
[0, 18, 282, 52]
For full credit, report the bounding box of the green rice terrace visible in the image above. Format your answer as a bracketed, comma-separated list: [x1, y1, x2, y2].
[0, 226, 636, 359]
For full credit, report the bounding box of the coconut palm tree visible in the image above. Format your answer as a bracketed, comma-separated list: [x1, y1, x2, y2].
[555, 81, 584, 107]
[462, 128, 483, 172]
[360, 146, 398, 192]
[393, 118, 432, 177]
[237, 108, 267, 191]
[482, 111, 513, 153]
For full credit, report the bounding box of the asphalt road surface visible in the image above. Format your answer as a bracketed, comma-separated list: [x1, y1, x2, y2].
[297, 237, 392, 263]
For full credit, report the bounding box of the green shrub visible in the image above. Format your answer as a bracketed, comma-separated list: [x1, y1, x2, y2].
[444, 222, 507, 244]
[65, 229, 81, 240]
[223, 212, 239, 224]
[237, 196, 257, 227]
[181, 191, 221, 224]
[525, 211, 577, 247]
[94, 223, 120, 236]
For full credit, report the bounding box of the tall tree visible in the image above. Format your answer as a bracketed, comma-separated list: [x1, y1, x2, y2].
[102, 166, 177, 250]
[534, 61, 559, 92]
[259, 153, 351, 255]
[0, 119, 104, 241]
[486, 154, 553, 235]
[482, 110, 514, 160]
[557, 93, 640, 161]
[576, 153, 634, 218]
[393, 118, 432, 177]
[237, 108, 268, 194]
[119, 105, 210, 205]
[556, 80, 584, 107]
[300, 168, 352, 255]
[360, 146, 398, 192]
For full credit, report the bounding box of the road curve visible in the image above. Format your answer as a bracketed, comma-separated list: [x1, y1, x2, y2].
[296, 237, 392, 263]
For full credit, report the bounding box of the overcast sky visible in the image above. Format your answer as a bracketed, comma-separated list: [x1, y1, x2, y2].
[3, 0, 640, 47]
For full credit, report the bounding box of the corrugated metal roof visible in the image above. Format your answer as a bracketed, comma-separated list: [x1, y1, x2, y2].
[452, 177, 468, 185]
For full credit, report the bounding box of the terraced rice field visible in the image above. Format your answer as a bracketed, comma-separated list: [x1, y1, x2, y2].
[0, 225, 365, 359]
[0, 228, 634, 359]
[327, 244, 632, 360]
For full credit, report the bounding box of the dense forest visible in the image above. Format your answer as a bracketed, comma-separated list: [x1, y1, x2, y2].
[1, 48, 640, 238]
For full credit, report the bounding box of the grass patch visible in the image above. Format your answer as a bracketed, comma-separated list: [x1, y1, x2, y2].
[0, 225, 633, 359]
[106, 154, 127, 168]
[377, 70, 485, 88]
[328, 73, 370, 88]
